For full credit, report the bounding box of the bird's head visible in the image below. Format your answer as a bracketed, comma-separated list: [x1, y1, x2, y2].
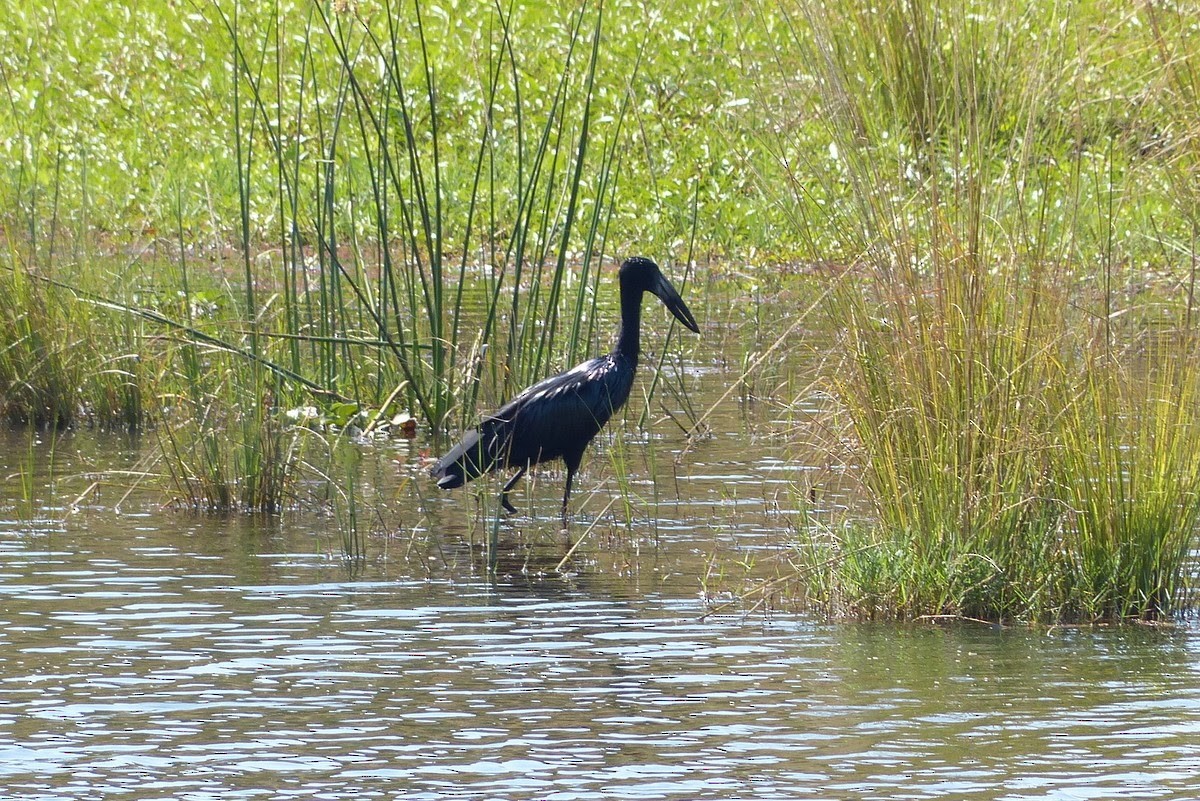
[619, 256, 700, 333]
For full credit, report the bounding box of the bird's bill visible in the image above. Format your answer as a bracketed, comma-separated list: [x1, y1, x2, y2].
[653, 274, 701, 333]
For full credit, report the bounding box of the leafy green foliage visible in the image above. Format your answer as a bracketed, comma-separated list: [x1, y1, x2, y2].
[0, 0, 779, 256]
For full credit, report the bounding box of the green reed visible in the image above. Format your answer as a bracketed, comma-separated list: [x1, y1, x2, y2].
[304, 0, 629, 433]
[1054, 346, 1200, 621]
[138, 0, 637, 513]
[779, 0, 1200, 622]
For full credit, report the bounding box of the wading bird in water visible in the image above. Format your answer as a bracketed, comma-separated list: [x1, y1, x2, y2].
[431, 256, 700, 523]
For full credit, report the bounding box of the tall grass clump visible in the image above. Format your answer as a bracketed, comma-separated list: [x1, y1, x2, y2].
[154, 349, 300, 514]
[152, 217, 298, 514]
[0, 264, 80, 429]
[1055, 345, 1200, 620]
[777, 0, 1200, 622]
[1045, 1, 1200, 621]
[784, 0, 1079, 621]
[823, 266, 1069, 621]
[0, 253, 145, 430]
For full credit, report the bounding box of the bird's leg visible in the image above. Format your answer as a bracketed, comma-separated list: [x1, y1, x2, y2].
[560, 453, 583, 526]
[500, 465, 526, 514]
[560, 468, 576, 526]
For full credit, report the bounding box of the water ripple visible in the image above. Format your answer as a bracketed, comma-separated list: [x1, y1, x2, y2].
[2, 529, 1200, 800]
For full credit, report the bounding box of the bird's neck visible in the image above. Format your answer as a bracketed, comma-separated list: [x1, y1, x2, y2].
[614, 284, 643, 364]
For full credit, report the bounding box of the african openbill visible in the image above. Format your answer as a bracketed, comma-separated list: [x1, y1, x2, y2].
[431, 256, 700, 522]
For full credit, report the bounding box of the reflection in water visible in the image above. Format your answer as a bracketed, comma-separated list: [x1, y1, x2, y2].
[1, 523, 1199, 800]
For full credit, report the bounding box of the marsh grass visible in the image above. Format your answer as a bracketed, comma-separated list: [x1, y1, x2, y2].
[820, 270, 1068, 621]
[0, 255, 144, 432]
[153, 346, 300, 514]
[779, 0, 1200, 622]
[9, 0, 1200, 607]
[0, 265, 78, 428]
[133, 0, 658, 515]
[1055, 343, 1200, 620]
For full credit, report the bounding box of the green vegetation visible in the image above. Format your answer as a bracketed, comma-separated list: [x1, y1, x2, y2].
[3, 0, 1200, 622]
[780, 0, 1200, 622]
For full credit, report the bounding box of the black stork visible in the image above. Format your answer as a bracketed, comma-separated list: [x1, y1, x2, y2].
[431, 256, 700, 522]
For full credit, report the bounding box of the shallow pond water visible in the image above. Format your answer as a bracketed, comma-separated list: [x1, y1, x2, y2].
[3, 278, 1200, 799]
[2, 518, 1200, 800]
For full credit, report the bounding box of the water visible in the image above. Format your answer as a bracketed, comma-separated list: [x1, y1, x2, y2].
[2, 519, 1199, 799]
[2, 290, 1200, 800]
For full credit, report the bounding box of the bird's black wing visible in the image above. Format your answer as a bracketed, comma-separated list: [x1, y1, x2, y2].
[432, 356, 632, 486]
[490, 355, 632, 466]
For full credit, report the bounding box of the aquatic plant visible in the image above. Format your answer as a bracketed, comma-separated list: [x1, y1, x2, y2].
[0, 264, 79, 429]
[154, 359, 298, 514]
[777, 0, 1200, 622]
[0, 253, 147, 430]
[7, 0, 1200, 606]
[1054, 347, 1200, 620]
[123, 0, 634, 513]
